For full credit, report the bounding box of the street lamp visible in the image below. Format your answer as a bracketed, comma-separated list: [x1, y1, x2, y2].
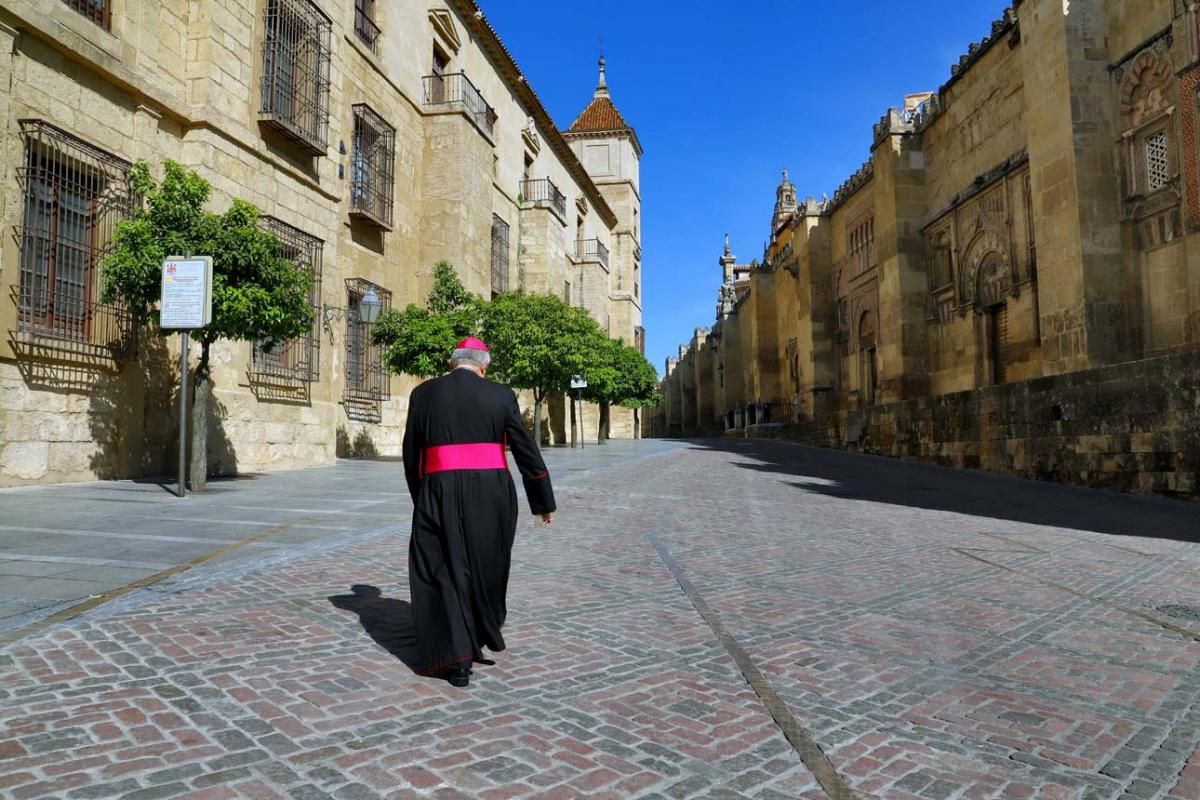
[359, 287, 382, 324]
[322, 285, 383, 341]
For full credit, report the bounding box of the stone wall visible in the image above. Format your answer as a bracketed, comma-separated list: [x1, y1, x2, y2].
[769, 350, 1200, 499]
[0, 0, 644, 487]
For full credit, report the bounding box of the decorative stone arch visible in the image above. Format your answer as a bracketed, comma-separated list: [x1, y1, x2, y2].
[959, 228, 1012, 309]
[848, 297, 877, 353]
[857, 308, 877, 349]
[976, 253, 1009, 309]
[1118, 49, 1174, 128]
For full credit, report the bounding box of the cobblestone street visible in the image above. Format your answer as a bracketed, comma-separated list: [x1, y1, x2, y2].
[3, 439, 1200, 799]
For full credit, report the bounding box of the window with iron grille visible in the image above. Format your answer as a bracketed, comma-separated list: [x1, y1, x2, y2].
[1146, 131, 1169, 191]
[344, 279, 391, 402]
[350, 104, 396, 229]
[354, 0, 380, 52]
[260, 0, 331, 155]
[14, 119, 134, 359]
[491, 215, 510, 297]
[62, 0, 110, 28]
[250, 216, 323, 381]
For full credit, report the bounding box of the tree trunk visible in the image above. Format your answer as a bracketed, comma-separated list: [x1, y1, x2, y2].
[569, 394, 577, 448]
[188, 339, 211, 491]
[634, 408, 640, 439]
[532, 394, 543, 449]
[598, 402, 610, 445]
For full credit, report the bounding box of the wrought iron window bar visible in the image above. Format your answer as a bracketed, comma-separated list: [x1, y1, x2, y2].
[259, 0, 331, 156]
[250, 215, 323, 382]
[353, 0, 380, 52]
[12, 119, 135, 361]
[62, 0, 110, 28]
[520, 178, 566, 218]
[421, 72, 497, 137]
[575, 238, 609, 268]
[343, 278, 391, 403]
[349, 104, 396, 229]
[491, 215, 510, 296]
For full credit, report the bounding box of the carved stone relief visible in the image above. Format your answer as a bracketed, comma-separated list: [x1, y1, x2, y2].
[1118, 49, 1174, 128]
[960, 228, 1011, 308]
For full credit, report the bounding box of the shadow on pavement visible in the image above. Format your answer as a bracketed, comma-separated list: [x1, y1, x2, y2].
[678, 437, 1200, 543]
[328, 584, 421, 672]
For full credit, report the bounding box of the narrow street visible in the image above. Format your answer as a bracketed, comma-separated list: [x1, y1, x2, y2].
[2, 440, 1199, 799]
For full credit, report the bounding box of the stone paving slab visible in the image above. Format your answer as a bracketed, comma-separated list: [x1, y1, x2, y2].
[0, 442, 679, 637]
[3, 438, 1200, 798]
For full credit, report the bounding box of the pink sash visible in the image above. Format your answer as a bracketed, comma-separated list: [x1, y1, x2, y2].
[423, 443, 507, 474]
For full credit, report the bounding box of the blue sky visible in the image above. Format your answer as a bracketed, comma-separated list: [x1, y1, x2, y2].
[483, 0, 1011, 375]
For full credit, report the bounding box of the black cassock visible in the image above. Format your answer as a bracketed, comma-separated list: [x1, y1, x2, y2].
[402, 368, 555, 673]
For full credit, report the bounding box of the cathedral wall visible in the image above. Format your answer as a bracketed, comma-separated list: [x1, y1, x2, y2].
[920, 37, 1028, 216]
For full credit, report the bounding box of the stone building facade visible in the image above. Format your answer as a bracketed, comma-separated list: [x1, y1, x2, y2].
[0, 0, 644, 487]
[656, 0, 1200, 498]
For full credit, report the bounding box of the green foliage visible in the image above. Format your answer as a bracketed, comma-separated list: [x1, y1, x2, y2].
[101, 160, 314, 357]
[481, 291, 605, 401]
[581, 337, 661, 409]
[614, 345, 662, 409]
[373, 262, 482, 378]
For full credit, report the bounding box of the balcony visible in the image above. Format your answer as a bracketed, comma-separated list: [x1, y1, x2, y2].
[354, 4, 381, 53]
[259, 0, 332, 156]
[575, 238, 609, 269]
[520, 178, 566, 218]
[349, 104, 396, 230]
[421, 72, 496, 137]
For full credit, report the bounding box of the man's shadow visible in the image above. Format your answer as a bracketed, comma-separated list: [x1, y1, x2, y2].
[328, 584, 421, 673]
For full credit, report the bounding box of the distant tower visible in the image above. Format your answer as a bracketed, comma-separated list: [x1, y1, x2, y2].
[771, 168, 798, 237]
[720, 233, 736, 283]
[563, 56, 644, 347]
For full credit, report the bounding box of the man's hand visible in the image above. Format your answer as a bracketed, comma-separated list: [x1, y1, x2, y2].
[540, 513, 554, 526]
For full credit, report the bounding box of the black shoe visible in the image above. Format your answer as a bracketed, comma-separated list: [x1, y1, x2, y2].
[446, 664, 470, 687]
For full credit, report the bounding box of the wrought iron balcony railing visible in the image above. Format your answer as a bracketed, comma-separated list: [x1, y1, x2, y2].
[259, 0, 332, 156]
[422, 72, 497, 137]
[575, 238, 609, 268]
[349, 104, 396, 230]
[11, 285, 136, 361]
[354, 3, 380, 52]
[520, 178, 566, 217]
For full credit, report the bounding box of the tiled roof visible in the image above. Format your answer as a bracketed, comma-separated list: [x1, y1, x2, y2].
[567, 96, 634, 134]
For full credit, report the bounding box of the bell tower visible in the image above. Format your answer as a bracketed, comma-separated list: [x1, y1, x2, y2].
[563, 56, 644, 350]
[771, 169, 798, 238]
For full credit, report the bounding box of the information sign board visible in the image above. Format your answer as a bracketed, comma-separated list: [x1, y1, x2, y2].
[570, 376, 588, 389]
[160, 257, 213, 329]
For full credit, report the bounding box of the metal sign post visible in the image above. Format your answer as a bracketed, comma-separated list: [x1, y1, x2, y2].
[161, 257, 213, 498]
[570, 376, 588, 451]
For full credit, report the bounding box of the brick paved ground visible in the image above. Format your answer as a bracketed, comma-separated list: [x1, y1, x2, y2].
[3, 438, 1200, 799]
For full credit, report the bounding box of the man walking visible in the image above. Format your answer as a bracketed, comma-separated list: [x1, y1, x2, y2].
[402, 337, 556, 687]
